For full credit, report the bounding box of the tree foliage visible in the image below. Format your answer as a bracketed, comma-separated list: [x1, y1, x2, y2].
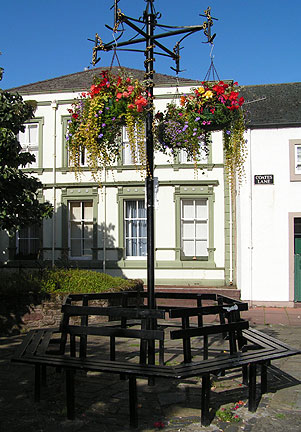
[0, 72, 53, 233]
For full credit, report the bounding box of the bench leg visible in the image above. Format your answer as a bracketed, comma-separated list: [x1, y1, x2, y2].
[261, 363, 268, 394]
[110, 336, 116, 361]
[159, 340, 164, 366]
[34, 364, 41, 402]
[148, 340, 156, 386]
[70, 335, 76, 357]
[66, 369, 75, 420]
[41, 365, 47, 387]
[242, 365, 248, 386]
[129, 376, 138, 428]
[201, 373, 211, 426]
[248, 363, 257, 412]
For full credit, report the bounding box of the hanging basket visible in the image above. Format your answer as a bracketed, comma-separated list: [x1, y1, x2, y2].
[67, 70, 150, 178]
[154, 80, 247, 186]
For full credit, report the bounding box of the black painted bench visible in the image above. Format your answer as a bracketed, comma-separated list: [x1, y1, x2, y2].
[11, 293, 300, 427]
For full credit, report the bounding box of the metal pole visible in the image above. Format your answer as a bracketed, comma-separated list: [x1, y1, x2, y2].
[145, 6, 155, 310]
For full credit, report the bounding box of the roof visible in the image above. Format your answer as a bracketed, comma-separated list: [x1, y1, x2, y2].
[6, 66, 197, 94]
[240, 82, 301, 128]
[6, 67, 301, 128]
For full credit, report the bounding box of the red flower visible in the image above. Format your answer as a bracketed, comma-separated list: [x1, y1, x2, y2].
[135, 96, 147, 112]
[72, 113, 79, 119]
[154, 421, 165, 429]
[238, 96, 244, 106]
[212, 84, 225, 95]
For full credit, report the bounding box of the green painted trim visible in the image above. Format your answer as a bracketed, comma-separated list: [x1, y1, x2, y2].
[152, 278, 227, 287]
[54, 161, 224, 173]
[22, 117, 44, 169]
[115, 259, 220, 270]
[117, 186, 146, 260]
[223, 147, 231, 285]
[61, 115, 70, 168]
[61, 187, 99, 260]
[35, 101, 52, 106]
[35, 100, 76, 107]
[42, 179, 219, 189]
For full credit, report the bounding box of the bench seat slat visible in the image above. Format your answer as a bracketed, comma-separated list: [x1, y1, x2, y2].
[36, 330, 58, 355]
[242, 330, 290, 351]
[13, 331, 38, 358]
[26, 330, 48, 355]
[12, 354, 176, 378]
[13, 345, 298, 380]
[243, 328, 299, 351]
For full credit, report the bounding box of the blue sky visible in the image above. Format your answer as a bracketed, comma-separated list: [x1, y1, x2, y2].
[1, 0, 300, 89]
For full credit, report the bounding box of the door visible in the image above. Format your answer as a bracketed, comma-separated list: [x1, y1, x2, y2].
[294, 218, 301, 301]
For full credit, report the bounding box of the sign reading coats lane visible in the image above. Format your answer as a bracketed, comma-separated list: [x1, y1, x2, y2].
[254, 175, 274, 185]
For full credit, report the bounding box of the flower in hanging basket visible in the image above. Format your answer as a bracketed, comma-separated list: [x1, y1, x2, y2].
[154, 80, 247, 187]
[67, 70, 150, 178]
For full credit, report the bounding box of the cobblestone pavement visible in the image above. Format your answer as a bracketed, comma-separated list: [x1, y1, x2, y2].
[1, 324, 300, 432]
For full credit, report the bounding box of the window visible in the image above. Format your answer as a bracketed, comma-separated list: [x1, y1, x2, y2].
[179, 148, 208, 164]
[181, 199, 208, 258]
[19, 123, 39, 168]
[289, 140, 301, 181]
[69, 201, 93, 258]
[124, 200, 147, 257]
[62, 117, 87, 168]
[295, 145, 301, 174]
[122, 126, 145, 165]
[16, 225, 40, 259]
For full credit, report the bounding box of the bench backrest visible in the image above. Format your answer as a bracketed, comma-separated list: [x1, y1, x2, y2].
[59, 303, 165, 363]
[169, 306, 249, 363]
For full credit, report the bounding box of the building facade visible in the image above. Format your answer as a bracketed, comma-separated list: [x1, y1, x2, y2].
[1, 68, 301, 306]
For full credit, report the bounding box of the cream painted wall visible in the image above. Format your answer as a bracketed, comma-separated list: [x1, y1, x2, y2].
[0, 84, 230, 288]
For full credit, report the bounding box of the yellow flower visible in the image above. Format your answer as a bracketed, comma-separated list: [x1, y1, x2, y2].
[198, 86, 205, 94]
[204, 90, 213, 99]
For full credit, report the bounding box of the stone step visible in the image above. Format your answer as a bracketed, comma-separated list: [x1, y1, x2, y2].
[143, 286, 241, 308]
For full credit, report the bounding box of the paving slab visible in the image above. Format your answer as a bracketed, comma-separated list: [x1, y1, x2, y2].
[1, 324, 300, 432]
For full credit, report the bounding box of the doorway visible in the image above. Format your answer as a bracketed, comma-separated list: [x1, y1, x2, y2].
[294, 218, 301, 302]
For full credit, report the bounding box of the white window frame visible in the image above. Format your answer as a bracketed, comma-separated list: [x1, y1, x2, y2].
[124, 199, 147, 258]
[19, 123, 39, 168]
[122, 126, 145, 165]
[295, 144, 301, 174]
[179, 143, 208, 164]
[68, 200, 93, 259]
[181, 198, 208, 258]
[16, 225, 40, 258]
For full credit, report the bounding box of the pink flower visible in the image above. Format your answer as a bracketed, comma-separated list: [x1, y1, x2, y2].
[116, 92, 123, 99]
[154, 421, 165, 429]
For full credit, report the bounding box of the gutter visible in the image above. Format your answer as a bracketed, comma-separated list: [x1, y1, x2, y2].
[51, 100, 58, 267]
